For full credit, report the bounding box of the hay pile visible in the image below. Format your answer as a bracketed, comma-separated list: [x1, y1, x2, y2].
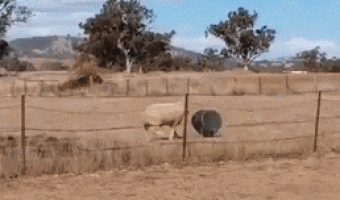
[58, 55, 104, 91]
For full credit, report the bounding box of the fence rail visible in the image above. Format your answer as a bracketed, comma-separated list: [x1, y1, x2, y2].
[4, 73, 340, 98]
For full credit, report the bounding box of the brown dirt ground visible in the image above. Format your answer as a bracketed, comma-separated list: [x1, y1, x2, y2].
[1, 153, 340, 200]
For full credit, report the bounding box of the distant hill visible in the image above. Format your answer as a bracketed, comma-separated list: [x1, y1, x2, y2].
[8, 35, 207, 61]
[9, 35, 84, 59]
[166, 45, 207, 63]
[8, 35, 300, 72]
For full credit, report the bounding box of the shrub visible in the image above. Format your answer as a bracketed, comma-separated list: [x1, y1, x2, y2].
[58, 74, 103, 91]
[0, 58, 37, 71]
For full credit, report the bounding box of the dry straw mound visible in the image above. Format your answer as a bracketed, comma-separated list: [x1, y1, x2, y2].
[58, 55, 105, 91]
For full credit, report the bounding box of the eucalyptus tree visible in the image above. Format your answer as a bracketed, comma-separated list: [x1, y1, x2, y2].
[296, 46, 327, 72]
[77, 0, 175, 73]
[206, 7, 276, 70]
[203, 47, 223, 69]
[0, 0, 32, 59]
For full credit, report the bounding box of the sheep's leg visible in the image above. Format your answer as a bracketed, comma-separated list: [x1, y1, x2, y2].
[169, 128, 175, 141]
[145, 132, 152, 142]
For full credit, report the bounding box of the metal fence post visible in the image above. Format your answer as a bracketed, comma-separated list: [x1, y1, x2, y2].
[314, 91, 322, 152]
[182, 93, 189, 162]
[21, 95, 26, 175]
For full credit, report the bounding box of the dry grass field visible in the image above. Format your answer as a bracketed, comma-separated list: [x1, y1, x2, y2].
[1, 69, 340, 199]
[1, 152, 340, 199]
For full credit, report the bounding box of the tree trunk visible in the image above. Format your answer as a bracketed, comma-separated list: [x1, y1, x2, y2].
[123, 50, 133, 73]
[117, 32, 134, 74]
[243, 60, 249, 71]
[126, 57, 133, 73]
[139, 66, 143, 74]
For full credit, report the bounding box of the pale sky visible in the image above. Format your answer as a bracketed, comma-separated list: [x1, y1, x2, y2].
[7, 0, 340, 60]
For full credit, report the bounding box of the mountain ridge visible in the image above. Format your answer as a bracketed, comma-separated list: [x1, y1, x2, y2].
[9, 35, 84, 59]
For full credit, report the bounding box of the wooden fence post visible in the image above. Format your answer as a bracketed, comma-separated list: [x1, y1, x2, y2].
[182, 93, 189, 162]
[89, 75, 93, 87]
[40, 80, 43, 97]
[314, 91, 322, 152]
[259, 76, 262, 95]
[165, 79, 169, 96]
[21, 95, 26, 175]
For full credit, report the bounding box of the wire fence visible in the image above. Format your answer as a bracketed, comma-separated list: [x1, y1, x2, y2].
[0, 94, 326, 134]
[0, 93, 325, 136]
[2, 91, 340, 175]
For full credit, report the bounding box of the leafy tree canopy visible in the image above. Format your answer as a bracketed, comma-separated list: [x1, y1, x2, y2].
[203, 47, 219, 59]
[0, 0, 32, 59]
[296, 46, 328, 72]
[206, 7, 276, 65]
[296, 46, 327, 62]
[0, 0, 32, 37]
[77, 0, 175, 73]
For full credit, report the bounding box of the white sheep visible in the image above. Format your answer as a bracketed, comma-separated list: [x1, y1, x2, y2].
[144, 101, 184, 141]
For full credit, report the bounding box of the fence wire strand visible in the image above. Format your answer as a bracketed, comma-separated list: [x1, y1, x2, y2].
[179, 135, 313, 145]
[321, 98, 340, 102]
[320, 115, 340, 120]
[25, 105, 144, 115]
[78, 134, 313, 152]
[80, 144, 147, 151]
[191, 99, 317, 112]
[0, 128, 20, 132]
[25, 126, 142, 132]
[0, 105, 21, 110]
[225, 119, 314, 128]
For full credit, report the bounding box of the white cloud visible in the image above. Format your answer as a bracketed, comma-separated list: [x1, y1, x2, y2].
[10, 0, 186, 40]
[285, 37, 336, 51]
[171, 36, 340, 60]
[141, 0, 188, 5]
[26, 12, 96, 26]
[18, 0, 186, 13]
[7, 24, 85, 40]
[7, 10, 96, 40]
[251, 37, 340, 60]
[17, 0, 104, 12]
[284, 37, 340, 58]
[27, 28, 52, 36]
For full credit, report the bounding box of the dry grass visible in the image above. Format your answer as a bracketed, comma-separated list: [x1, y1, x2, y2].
[2, 153, 340, 199]
[0, 135, 313, 179]
[56, 55, 108, 92]
[0, 135, 177, 179]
